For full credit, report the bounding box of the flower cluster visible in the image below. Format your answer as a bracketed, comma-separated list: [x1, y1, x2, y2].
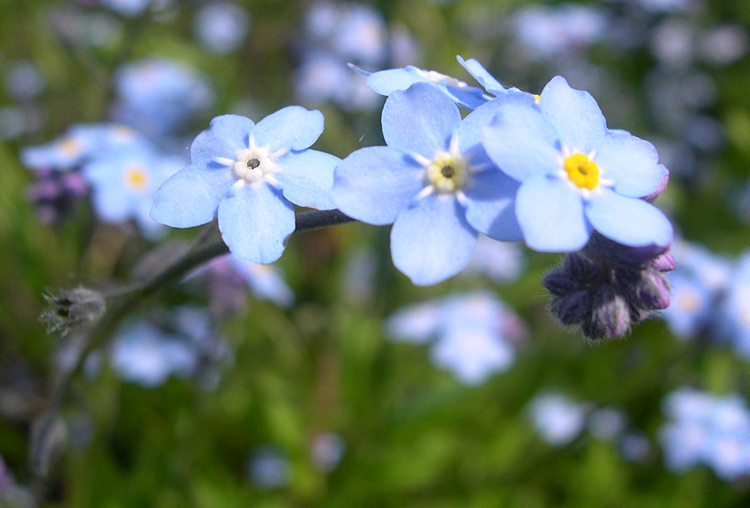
[661, 241, 750, 357]
[386, 292, 526, 384]
[147, 55, 673, 338]
[660, 388, 750, 481]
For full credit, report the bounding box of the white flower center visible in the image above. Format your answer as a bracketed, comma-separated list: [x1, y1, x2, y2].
[215, 135, 287, 187]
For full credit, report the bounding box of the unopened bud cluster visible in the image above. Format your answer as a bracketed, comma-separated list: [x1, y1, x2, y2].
[40, 286, 106, 337]
[543, 233, 674, 341]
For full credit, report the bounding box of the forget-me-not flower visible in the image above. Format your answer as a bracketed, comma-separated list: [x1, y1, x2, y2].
[482, 76, 673, 252]
[351, 62, 490, 110]
[83, 146, 182, 237]
[528, 392, 588, 446]
[152, 109, 340, 263]
[333, 82, 523, 285]
[386, 291, 525, 384]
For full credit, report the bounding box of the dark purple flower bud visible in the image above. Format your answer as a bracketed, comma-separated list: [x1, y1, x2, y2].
[591, 286, 631, 338]
[650, 252, 676, 272]
[543, 267, 582, 297]
[550, 290, 593, 326]
[62, 172, 88, 196]
[585, 232, 670, 268]
[636, 271, 671, 310]
[564, 251, 604, 282]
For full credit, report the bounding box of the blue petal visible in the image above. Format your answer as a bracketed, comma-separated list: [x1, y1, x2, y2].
[463, 167, 524, 241]
[595, 131, 667, 198]
[481, 95, 560, 182]
[365, 67, 427, 96]
[390, 194, 477, 285]
[332, 146, 424, 225]
[91, 184, 131, 223]
[382, 82, 461, 158]
[275, 149, 340, 210]
[459, 90, 536, 151]
[585, 189, 673, 248]
[151, 164, 236, 228]
[252, 106, 324, 152]
[515, 175, 592, 252]
[190, 114, 254, 166]
[217, 182, 295, 263]
[539, 76, 607, 154]
[456, 55, 505, 95]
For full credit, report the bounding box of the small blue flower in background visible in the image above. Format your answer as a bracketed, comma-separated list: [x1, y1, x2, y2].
[3, 60, 46, 101]
[83, 146, 182, 237]
[482, 76, 673, 252]
[110, 321, 198, 388]
[463, 234, 525, 283]
[21, 123, 145, 172]
[717, 253, 750, 357]
[109, 307, 225, 388]
[247, 446, 290, 489]
[152, 109, 340, 263]
[194, 1, 250, 55]
[660, 388, 750, 481]
[203, 254, 295, 313]
[99, 0, 169, 17]
[111, 58, 215, 138]
[528, 392, 587, 446]
[512, 4, 607, 60]
[311, 433, 346, 473]
[387, 292, 526, 384]
[333, 82, 524, 285]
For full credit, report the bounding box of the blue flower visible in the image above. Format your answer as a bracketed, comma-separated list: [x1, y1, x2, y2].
[333, 82, 523, 285]
[110, 321, 199, 387]
[83, 146, 182, 237]
[112, 58, 215, 137]
[528, 393, 587, 446]
[386, 291, 525, 384]
[194, 1, 251, 55]
[152, 109, 340, 263]
[350, 63, 490, 110]
[21, 123, 146, 171]
[482, 76, 673, 252]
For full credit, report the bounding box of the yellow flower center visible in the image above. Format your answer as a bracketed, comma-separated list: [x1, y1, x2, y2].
[563, 153, 599, 190]
[125, 166, 148, 191]
[426, 152, 468, 193]
[58, 139, 81, 156]
[533, 94, 541, 103]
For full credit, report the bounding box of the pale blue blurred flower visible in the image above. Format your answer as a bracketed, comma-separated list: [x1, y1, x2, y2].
[112, 58, 215, 137]
[483, 76, 672, 252]
[247, 447, 290, 489]
[620, 432, 651, 463]
[331, 3, 387, 65]
[83, 146, 182, 237]
[660, 388, 750, 480]
[99, 0, 155, 17]
[513, 5, 608, 59]
[661, 271, 712, 339]
[529, 393, 587, 446]
[4, 61, 45, 101]
[110, 321, 199, 387]
[588, 407, 627, 441]
[21, 124, 145, 171]
[224, 254, 295, 308]
[194, 1, 250, 54]
[152, 110, 339, 263]
[333, 82, 523, 285]
[311, 433, 346, 473]
[387, 292, 525, 384]
[464, 234, 525, 283]
[717, 253, 750, 357]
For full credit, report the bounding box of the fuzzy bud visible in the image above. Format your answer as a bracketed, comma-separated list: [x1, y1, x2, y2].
[542, 267, 582, 297]
[590, 286, 631, 339]
[40, 286, 106, 336]
[550, 290, 593, 326]
[636, 270, 671, 310]
[650, 252, 676, 272]
[564, 251, 604, 282]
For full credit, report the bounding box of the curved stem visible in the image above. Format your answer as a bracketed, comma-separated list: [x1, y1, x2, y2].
[33, 210, 355, 478]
